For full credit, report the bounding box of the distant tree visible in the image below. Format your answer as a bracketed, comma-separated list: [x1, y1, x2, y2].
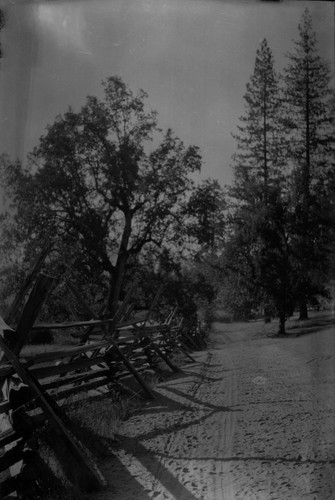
[218, 245, 263, 322]
[223, 184, 296, 333]
[221, 22, 334, 333]
[185, 178, 226, 250]
[222, 39, 296, 333]
[0, 77, 202, 316]
[282, 8, 334, 319]
[134, 249, 216, 342]
[231, 39, 285, 204]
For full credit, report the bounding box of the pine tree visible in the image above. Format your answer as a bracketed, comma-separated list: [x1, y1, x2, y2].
[227, 40, 293, 334]
[283, 8, 333, 319]
[232, 39, 284, 205]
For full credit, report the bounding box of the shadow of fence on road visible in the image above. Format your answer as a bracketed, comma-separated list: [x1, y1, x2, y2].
[106, 384, 241, 499]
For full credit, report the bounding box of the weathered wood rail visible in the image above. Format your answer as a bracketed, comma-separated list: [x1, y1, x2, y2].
[0, 272, 203, 498]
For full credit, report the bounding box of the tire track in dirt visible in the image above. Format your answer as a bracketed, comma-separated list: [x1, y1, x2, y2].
[148, 354, 213, 499]
[90, 314, 335, 499]
[149, 349, 239, 499]
[229, 329, 335, 500]
[91, 345, 240, 499]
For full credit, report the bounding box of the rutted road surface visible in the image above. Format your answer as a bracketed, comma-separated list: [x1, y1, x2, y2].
[92, 314, 335, 499]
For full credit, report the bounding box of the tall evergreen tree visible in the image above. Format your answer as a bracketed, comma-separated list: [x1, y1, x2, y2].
[231, 38, 284, 205]
[222, 188, 294, 333]
[283, 8, 333, 319]
[227, 39, 293, 334]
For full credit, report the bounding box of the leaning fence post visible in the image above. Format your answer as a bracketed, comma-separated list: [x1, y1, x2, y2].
[0, 317, 13, 364]
[5, 241, 52, 326]
[0, 335, 108, 491]
[135, 286, 181, 373]
[143, 330, 181, 373]
[143, 284, 165, 325]
[166, 306, 178, 326]
[110, 280, 139, 331]
[67, 282, 155, 399]
[10, 273, 55, 356]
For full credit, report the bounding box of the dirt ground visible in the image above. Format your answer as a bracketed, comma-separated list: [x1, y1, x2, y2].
[90, 312, 335, 499]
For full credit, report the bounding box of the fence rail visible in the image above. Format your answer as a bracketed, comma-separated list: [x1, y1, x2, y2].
[0, 271, 205, 498]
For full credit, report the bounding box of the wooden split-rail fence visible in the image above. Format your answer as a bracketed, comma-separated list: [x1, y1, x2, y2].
[0, 260, 205, 498]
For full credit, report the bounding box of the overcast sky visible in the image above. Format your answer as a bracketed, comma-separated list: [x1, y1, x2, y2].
[0, 0, 334, 189]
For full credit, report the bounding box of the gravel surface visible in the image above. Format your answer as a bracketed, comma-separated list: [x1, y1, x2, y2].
[90, 313, 335, 499]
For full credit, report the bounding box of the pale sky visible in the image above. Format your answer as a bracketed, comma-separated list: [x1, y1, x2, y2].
[0, 0, 334, 189]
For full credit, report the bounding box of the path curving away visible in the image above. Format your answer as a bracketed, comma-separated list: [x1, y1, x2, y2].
[90, 313, 335, 499]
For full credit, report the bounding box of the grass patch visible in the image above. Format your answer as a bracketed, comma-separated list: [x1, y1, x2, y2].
[66, 389, 140, 440]
[34, 388, 143, 498]
[20, 329, 78, 357]
[15, 341, 189, 497]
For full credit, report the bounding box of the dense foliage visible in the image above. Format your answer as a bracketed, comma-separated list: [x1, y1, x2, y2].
[0, 9, 333, 337]
[0, 77, 206, 316]
[220, 10, 334, 333]
[0, 77, 223, 327]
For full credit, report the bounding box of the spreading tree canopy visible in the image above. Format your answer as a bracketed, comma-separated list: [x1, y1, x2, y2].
[1, 76, 202, 315]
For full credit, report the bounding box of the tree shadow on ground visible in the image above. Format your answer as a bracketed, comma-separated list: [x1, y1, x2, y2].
[102, 380, 240, 500]
[230, 398, 311, 408]
[160, 385, 232, 411]
[123, 385, 240, 419]
[161, 365, 225, 383]
[268, 317, 335, 339]
[288, 316, 335, 337]
[107, 441, 201, 500]
[152, 452, 335, 466]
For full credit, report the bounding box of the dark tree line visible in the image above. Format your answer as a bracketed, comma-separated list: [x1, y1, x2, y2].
[0, 9, 333, 337]
[220, 9, 334, 333]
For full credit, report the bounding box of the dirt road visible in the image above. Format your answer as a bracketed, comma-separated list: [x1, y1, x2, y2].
[92, 313, 335, 499]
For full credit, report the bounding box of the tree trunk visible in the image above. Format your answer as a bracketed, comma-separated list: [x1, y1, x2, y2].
[287, 301, 295, 318]
[109, 254, 129, 317]
[264, 305, 271, 323]
[278, 311, 286, 336]
[107, 211, 132, 317]
[299, 300, 308, 320]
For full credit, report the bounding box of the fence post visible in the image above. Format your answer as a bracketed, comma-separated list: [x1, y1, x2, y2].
[135, 286, 181, 372]
[67, 282, 156, 399]
[5, 241, 52, 326]
[0, 335, 108, 491]
[9, 273, 55, 356]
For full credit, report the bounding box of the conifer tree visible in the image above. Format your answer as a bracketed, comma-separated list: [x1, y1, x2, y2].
[283, 8, 333, 319]
[232, 38, 284, 205]
[227, 39, 292, 334]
